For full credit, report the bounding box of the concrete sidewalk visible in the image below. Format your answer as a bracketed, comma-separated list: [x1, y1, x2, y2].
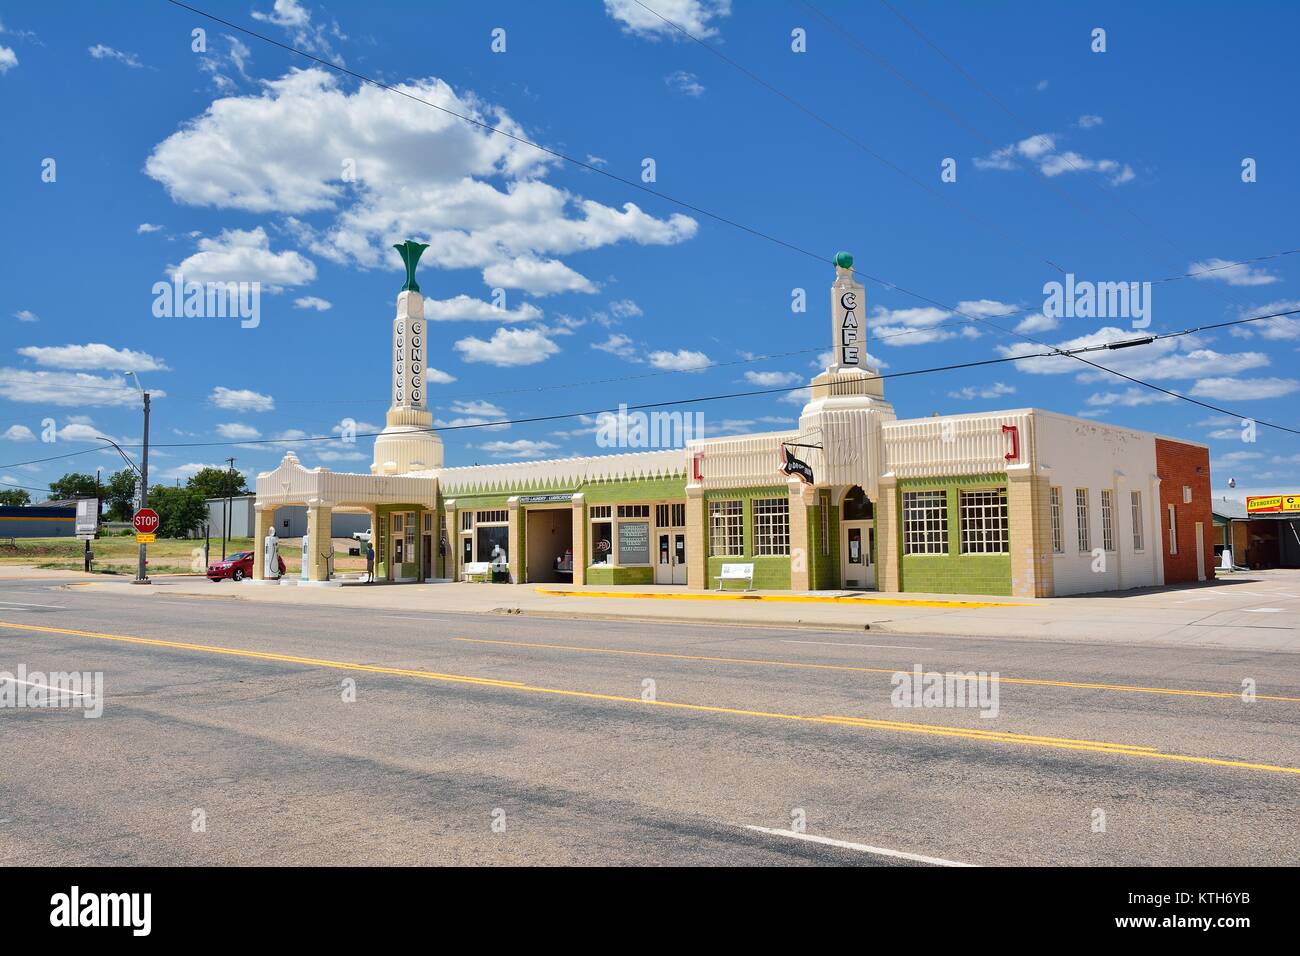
[49, 565, 1300, 650]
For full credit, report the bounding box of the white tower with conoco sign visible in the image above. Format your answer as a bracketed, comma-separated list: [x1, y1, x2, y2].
[372, 241, 445, 476]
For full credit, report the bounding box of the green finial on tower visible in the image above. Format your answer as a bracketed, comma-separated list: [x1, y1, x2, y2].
[393, 240, 430, 293]
[833, 250, 854, 270]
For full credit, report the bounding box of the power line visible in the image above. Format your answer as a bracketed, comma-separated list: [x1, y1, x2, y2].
[130, 3, 1300, 448]
[160, 0, 1295, 347]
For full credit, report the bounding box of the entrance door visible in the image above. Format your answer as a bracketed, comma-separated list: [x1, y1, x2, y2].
[656, 532, 672, 584]
[841, 520, 875, 589]
[422, 534, 432, 581]
[654, 503, 688, 586]
[1194, 521, 1206, 581]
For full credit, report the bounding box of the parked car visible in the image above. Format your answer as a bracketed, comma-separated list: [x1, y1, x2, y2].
[207, 550, 284, 582]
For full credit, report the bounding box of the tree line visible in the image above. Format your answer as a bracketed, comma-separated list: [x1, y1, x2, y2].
[0, 467, 249, 539]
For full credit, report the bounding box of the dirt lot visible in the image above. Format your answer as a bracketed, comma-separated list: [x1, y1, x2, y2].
[0, 535, 366, 576]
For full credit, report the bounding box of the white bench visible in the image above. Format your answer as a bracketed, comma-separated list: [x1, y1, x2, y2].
[461, 561, 492, 583]
[714, 562, 754, 592]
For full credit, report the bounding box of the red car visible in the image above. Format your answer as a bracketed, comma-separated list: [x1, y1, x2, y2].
[207, 550, 284, 582]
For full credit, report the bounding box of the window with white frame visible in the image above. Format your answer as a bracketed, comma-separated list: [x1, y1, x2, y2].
[903, 490, 948, 555]
[1100, 489, 1115, 552]
[1167, 503, 1178, 555]
[477, 509, 507, 524]
[709, 500, 743, 556]
[753, 497, 790, 556]
[959, 488, 1009, 554]
[1050, 487, 1064, 554]
[1076, 489, 1091, 552]
[1130, 491, 1144, 552]
[589, 505, 611, 520]
[617, 504, 650, 519]
[460, 511, 472, 531]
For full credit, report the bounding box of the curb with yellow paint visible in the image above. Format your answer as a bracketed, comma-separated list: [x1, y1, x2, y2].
[534, 587, 1025, 609]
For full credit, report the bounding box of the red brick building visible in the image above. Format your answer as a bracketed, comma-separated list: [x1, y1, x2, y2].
[1154, 437, 1214, 584]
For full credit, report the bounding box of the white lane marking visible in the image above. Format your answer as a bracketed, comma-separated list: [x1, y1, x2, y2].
[0, 677, 93, 698]
[742, 825, 976, 867]
[0, 601, 66, 609]
[781, 640, 931, 650]
[1245, 608, 1283, 614]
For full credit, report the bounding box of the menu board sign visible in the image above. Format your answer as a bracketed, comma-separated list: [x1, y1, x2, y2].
[618, 521, 650, 565]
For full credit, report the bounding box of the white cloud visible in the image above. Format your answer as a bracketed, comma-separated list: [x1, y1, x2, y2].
[17, 343, 168, 373]
[448, 399, 506, 419]
[666, 70, 705, 97]
[1014, 312, 1058, 334]
[975, 131, 1134, 185]
[1076, 114, 1104, 128]
[55, 421, 115, 443]
[592, 333, 639, 359]
[604, 0, 731, 39]
[745, 370, 801, 387]
[2, 425, 35, 441]
[1188, 257, 1280, 287]
[948, 382, 1016, 401]
[423, 294, 543, 322]
[425, 367, 456, 384]
[170, 227, 316, 290]
[0, 369, 163, 407]
[479, 439, 559, 459]
[1083, 388, 1176, 408]
[216, 422, 261, 440]
[137, 223, 163, 234]
[13, 310, 38, 322]
[454, 327, 560, 366]
[145, 70, 696, 295]
[250, 0, 342, 62]
[88, 44, 143, 68]
[609, 298, 643, 319]
[1034, 79, 1049, 91]
[0, 46, 17, 74]
[210, 386, 275, 412]
[482, 257, 596, 296]
[998, 326, 1271, 382]
[293, 295, 332, 311]
[1190, 377, 1299, 400]
[1229, 300, 1300, 340]
[648, 349, 711, 372]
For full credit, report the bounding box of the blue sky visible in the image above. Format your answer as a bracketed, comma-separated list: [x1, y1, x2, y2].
[2, 0, 1298, 501]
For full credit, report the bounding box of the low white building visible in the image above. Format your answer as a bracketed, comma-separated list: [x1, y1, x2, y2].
[254, 247, 1215, 595]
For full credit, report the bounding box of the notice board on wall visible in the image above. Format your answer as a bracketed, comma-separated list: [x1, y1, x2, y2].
[618, 521, 650, 564]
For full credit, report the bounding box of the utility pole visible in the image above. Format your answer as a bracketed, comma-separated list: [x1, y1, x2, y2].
[135, 389, 151, 584]
[223, 456, 236, 560]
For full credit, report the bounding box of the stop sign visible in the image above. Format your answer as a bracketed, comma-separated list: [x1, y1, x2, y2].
[132, 508, 160, 535]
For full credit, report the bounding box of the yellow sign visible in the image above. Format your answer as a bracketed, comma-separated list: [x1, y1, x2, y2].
[135, 533, 156, 543]
[1246, 494, 1300, 514]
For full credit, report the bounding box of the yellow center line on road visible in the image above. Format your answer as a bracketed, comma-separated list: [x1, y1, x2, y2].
[451, 637, 1300, 703]
[3, 619, 1299, 776]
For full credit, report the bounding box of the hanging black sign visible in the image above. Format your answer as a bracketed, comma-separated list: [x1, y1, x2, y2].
[779, 445, 814, 485]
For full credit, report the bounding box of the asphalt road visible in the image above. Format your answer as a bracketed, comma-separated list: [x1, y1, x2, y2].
[1, 577, 1297, 866]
